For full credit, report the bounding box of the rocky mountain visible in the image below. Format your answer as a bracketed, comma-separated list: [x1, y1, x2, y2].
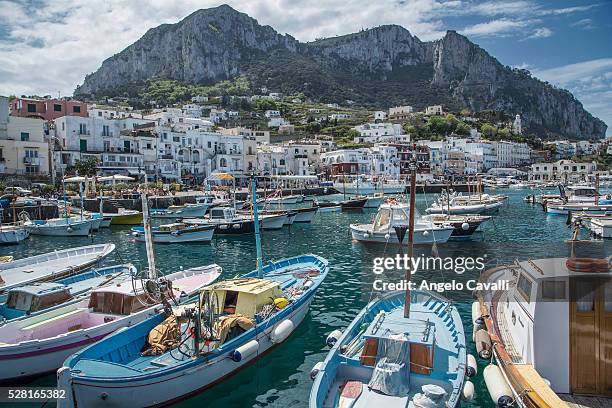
[76, 4, 607, 139]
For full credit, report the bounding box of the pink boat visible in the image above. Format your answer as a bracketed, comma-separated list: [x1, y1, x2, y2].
[0, 264, 221, 381]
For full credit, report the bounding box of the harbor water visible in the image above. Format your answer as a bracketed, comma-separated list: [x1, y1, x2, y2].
[2, 188, 610, 408]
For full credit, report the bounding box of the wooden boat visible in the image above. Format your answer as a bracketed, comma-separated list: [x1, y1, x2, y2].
[103, 208, 143, 225]
[0, 264, 222, 381]
[25, 217, 93, 236]
[476, 257, 612, 407]
[0, 243, 115, 300]
[0, 264, 135, 324]
[57, 175, 329, 407]
[310, 290, 467, 408]
[131, 223, 216, 243]
[351, 202, 454, 245]
[0, 224, 29, 244]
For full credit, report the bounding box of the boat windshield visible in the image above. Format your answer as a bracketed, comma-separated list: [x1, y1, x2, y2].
[373, 209, 391, 231]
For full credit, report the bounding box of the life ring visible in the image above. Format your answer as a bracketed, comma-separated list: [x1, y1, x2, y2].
[566, 258, 610, 273]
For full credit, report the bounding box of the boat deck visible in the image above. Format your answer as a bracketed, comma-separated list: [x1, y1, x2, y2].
[559, 394, 612, 408]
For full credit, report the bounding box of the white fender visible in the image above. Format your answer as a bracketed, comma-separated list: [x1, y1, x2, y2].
[310, 361, 324, 380]
[231, 339, 259, 362]
[483, 364, 513, 407]
[326, 329, 343, 348]
[471, 301, 483, 325]
[462, 380, 475, 401]
[475, 329, 492, 358]
[461, 222, 470, 231]
[270, 319, 294, 343]
[466, 354, 478, 377]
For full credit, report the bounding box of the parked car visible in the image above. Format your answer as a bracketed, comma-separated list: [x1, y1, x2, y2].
[3, 186, 32, 196]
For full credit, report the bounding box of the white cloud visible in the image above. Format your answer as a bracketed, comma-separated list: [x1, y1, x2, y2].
[525, 27, 553, 39]
[571, 18, 595, 29]
[460, 18, 530, 37]
[534, 58, 612, 135]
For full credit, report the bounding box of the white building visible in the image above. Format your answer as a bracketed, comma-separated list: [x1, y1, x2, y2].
[418, 140, 444, 175]
[264, 110, 281, 118]
[374, 111, 388, 121]
[512, 114, 522, 135]
[425, 105, 443, 116]
[492, 140, 531, 168]
[257, 144, 288, 176]
[544, 140, 576, 159]
[268, 117, 289, 128]
[529, 160, 597, 182]
[369, 145, 400, 176]
[575, 141, 600, 155]
[221, 127, 271, 145]
[354, 123, 408, 144]
[0, 96, 49, 176]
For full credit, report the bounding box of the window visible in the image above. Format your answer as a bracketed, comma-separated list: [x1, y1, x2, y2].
[79, 123, 87, 134]
[98, 111, 102, 117]
[541, 280, 565, 300]
[25, 149, 38, 158]
[102, 125, 110, 136]
[173, 137, 180, 142]
[54, 104, 62, 112]
[103, 141, 110, 151]
[20, 132, 29, 141]
[516, 274, 533, 303]
[61, 122, 65, 131]
[27, 103, 36, 113]
[279, 159, 285, 165]
[207, 141, 212, 148]
[73, 106, 81, 113]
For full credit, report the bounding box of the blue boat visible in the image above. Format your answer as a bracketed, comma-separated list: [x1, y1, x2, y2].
[0, 264, 135, 324]
[57, 175, 330, 407]
[309, 290, 467, 408]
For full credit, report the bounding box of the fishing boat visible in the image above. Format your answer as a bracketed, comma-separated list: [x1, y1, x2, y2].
[311, 158, 467, 408]
[131, 223, 216, 243]
[362, 193, 386, 209]
[184, 206, 287, 233]
[0, 243, 115, 300]
[0, 264, 135, 324]
[421, 214, 491, 240]
[0, 264, 221, 381]
[351, 202, 454, 245]
[57, 175, 329, 407]
[24, 216, 94, 236]
[103, 208, 143, 225]
[265, 193, 304, 205]
[309, 290, 467, 408]
[425, 194, 504, 215]
[475, 257, 612, 407]
[150, 203, 209, 219]
[0, 224, 29, 244]
[317, 197, 368, 212]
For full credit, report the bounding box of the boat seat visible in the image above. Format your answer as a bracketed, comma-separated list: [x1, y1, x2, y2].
[352, 384, 411, 408]
[20, 308, 83, 330]
[73, 358, 144, 377]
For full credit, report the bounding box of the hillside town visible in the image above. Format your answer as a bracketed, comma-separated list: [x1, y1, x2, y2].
[1, 94, 610, 188]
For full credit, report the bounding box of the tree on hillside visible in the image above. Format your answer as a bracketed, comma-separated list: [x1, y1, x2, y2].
[498, 128, 511, 139]
[481, 123, 497, 138]
[255, 99, 278, 112]
[455, 121, 471, 135]
[74, 157, 99, 176]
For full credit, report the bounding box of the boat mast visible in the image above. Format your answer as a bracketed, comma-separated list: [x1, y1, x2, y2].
[251, 174, 263, 277]
[141, 188, 157, 280]
[404, 146, 417, 318]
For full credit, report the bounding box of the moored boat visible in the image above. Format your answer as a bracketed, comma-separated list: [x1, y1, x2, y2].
[0, 243, 115, 300]
[0, 224, 29, 244]
[150, 203, 209, 219]
[293, 206, 318, 223]
[24, 217, 93, 236]
[131, 223, 216, 243]
[421, 214, 491, 240]
[103, 208, 143, 225]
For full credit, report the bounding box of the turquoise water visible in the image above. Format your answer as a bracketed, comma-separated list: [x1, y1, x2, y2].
[2, 188, 610, 408]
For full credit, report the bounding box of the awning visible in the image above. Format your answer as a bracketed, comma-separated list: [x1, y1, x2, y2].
[207, 172, 235, 181]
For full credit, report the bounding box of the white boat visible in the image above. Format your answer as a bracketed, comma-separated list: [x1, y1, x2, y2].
[131, 222, 216, 243]
[151, 203, 209, 219]
[351, 202, 454, 244]
[363, 193, 386, 208]
[426, 193, 505, 215]
[589, 217, 612, 238]
[0, 224, 29, 244]
[265, 194, 304, 205]
[0, 264, 222, 381]
[333, 176, 405, 195]
[0, 243, 115, 300]
[476, 257, 612, 408]
[24, 217, 93, 236]
[545, 203, 612, 216]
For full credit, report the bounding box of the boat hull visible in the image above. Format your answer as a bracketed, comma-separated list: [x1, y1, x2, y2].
[107, 213, 143, 225]
[151, 204, 208, 219]
[426, 201, 503, 215]
[134, 226, 215, 243]
[26, 220, 92, 236]
[0, 228, 29, 244]
[293, 208, 317, 222]
[350, 223, 454, 244]
[261, 214, 287, 230]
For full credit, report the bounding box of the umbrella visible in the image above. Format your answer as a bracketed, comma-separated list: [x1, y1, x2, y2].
[207, 172, 234, 181]
[98, 174, 135, 188]
[63, 176, 88, 183]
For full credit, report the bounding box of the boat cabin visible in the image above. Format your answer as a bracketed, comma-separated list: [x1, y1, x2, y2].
[202, 278, 283, 318]
[209, 207, 236, 221]
[372, 203, 418, 231]
[1, 282, 73, 319]
[88, 285, 150, 316]
[499, 258, 612, 396]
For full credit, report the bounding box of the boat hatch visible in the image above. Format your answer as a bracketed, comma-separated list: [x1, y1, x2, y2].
[88, 291, 149, 315]
[360, 317, 436, 376]
[203, 278, 283, 318]
[6, 283, 72, 313]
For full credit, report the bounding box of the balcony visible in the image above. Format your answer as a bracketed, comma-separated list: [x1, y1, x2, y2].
[23, 157, 41, 165]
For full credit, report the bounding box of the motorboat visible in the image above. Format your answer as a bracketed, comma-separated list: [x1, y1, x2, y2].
[350, 202, 454, 244]
[362, 193, 386, 209]
[103, 208, 143, 225]
[310, 290, 467, 408]
[0, 264, 135, 324]
[333, 175, 405, 195]
[57, 175, 329, 407]
[425, 193, 504, 215]
[317, 197, 367, 211]
[150, 203, 209, 219]
[264, 193, 304, 205]
[421, 214, 491, 240]
[0, 264, 221, 381]
[24, 216, 94, 237]
[131, 222, 216, 243]
[545, 202, 612, 216]
[0, 243, 116, 301]
[0, 224, 29, 244]
[183, 207, 287, 233]
[476, 257, 612, 407]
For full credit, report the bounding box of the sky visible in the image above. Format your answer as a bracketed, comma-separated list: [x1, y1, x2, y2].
[0, 0, 610, 136]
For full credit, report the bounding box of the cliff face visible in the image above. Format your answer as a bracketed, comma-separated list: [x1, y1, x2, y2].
[76, 4, 607, 139]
